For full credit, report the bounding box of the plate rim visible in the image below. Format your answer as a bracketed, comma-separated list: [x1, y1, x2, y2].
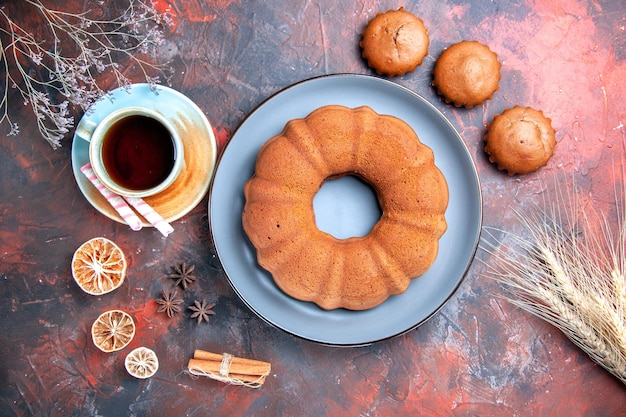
[209, 73, 483, 346]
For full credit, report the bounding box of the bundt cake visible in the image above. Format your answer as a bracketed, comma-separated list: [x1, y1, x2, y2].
[242, 105, 448, 310]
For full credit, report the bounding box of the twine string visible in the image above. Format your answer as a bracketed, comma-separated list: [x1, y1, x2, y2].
[187, 367, 268, 389]
[219, 352, 233, 377]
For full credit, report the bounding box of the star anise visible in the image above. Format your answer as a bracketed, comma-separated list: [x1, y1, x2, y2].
[167, 262, 197, 289]
[188, 299, 215, 324]
[156, 289, 184, 318]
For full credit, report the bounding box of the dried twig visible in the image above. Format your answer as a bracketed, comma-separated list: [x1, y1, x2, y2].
[0, 0, 172, 148]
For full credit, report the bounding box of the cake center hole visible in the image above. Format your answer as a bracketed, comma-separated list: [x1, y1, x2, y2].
[313, 175, 382, 239]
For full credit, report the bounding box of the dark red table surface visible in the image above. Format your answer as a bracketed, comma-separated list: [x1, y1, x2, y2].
[1, 0, 625, 416]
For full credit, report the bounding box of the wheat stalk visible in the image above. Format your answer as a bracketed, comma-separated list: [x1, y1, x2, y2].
[480, 167, 626, 384]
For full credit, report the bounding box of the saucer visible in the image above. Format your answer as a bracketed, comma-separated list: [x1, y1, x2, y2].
[71, 84, 217, 226]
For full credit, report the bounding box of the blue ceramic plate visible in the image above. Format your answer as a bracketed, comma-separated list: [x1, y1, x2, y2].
[210, 74, 482, 346]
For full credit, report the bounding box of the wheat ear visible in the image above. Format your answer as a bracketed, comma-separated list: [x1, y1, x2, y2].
[480, 169, 626, 385]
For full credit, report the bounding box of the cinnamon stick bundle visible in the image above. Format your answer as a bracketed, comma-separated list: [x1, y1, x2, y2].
[187, 350, 271, 388]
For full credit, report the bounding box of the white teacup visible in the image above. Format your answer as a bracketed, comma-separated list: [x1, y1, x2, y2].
[76, 107, 184, 198]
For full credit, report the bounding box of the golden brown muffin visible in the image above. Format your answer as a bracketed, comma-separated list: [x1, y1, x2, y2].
[432, 40, 501, 108]
[242, 105, 448, 310]
[484, 106, 556, 175]
[360, 8, 429, 77]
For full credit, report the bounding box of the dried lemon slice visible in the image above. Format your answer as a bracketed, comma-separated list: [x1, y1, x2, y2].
[125, 347, 159, 379]
[72, 237, 127, 295]
[91, 309, 135, 353]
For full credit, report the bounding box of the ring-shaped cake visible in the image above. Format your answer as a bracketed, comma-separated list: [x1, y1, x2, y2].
[242, 105, 448, 310]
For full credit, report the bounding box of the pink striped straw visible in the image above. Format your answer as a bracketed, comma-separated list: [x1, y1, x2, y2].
[123, 196, 174, 237]
[80, 163, 143, 231]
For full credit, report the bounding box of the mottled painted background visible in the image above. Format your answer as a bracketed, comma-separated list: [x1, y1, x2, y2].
[0, 0, 624, 416]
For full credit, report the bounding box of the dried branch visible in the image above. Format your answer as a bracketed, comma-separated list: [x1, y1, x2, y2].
[0, 0, 172, 148]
